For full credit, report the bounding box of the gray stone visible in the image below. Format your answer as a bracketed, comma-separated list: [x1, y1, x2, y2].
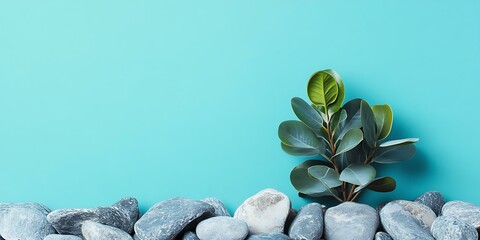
[415, 191, 445, 215]
[134, 197, 215, 240]
[288, 203, 323, 240]
[133, 234, 141, 240]
[0, 203, 56, 240]
[431, 215, 478, 240]
[82, 221, 133, 240]
[380, 201, 434, 240]
[44, 234, 83, 240]
[375, 232, 392, 240]
[196, 216, 248, 240]
[183, 231, 200, 240]
[201, 198, 231, 216]
[47, 197, 139, 236]
[442, 201, 480, 229]
[234, 188, 291, 235]
[284, 208, 297, 234]
[324, 202, 378, 240]
[247, 233, 290, 240]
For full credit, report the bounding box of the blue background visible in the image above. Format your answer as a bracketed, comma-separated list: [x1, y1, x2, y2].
[1, 1, 479, 212]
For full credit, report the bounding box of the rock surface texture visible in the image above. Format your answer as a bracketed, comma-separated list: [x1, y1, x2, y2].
[0, 203, 56, 240]
[234, 188, 290, 235]
[431, 215, 478, 240]
[375, 231, 392, 240]
[247, 233, 291, 240]
[380, 201, 435, 240]
[201, 198, 231, 217]
[442, 200, 480, 229]
[196, 216, 248, 240]
[324, 202, 378, 240]
[82, 221, 133, 240]
[47, 197, 139, 236]
[415, 191, 445, 216]
[288, 203, 323, 240]
[44, 234, 83, 240]
[134, 197, 214, 240]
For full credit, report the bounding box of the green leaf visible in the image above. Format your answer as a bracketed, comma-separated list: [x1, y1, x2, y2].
[339, 163, 376, 186]
[291, 97, 323, 131]
[361, 100, 377, 148]
[281, 143, 320, 156]
[372, 143, 416, 164]
[278, 120, 324, 151]
[337, 99, 363, 139]
[366, 176, 396, 192]
[307, 165, 343, 188]
[336, 143, 366, 171]
[372, 104, 393, 140]
[324, 69, 345, 114]
[307, 70, 339, 107]
[333, 128, 363, 157]
[290, 160, 332, 195]
[380, 138, 419, 147]
[330, 109, 347, 135]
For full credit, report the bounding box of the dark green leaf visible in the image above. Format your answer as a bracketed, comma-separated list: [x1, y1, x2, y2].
[291, 97, 323, 131]
[307, 70, 339, 107]
[307, 165, 343, 188]
[361, 100, 377, 148]
[337, 98, 363, 139]
[330, 109, 347, 135]
[281, 143, 320, 156]
[366, 176, 396, 192]
[380, 138, 419, 147]
[334, 128, 363, 157]
[336, 143, 366, 171]
[372, 143, 416, 164]
[372, 104, 393, 140]
[278, 120, 324, 151]
[339, 163, 376, 186]
[290, 161, 332, 195]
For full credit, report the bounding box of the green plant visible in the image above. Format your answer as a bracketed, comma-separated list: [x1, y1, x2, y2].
[278, 69, 418, 202]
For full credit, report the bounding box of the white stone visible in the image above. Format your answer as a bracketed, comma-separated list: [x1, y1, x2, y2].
[234, 188, 291, 235]
[324, 202, 378, 240]
[81, 221, 133, 240]
[196, 216, 248, 240]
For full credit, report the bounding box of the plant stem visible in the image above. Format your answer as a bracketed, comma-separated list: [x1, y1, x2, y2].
[347, 183, 356, 201]
[350, 190, 362, 202]
[324, 107, 346, 202]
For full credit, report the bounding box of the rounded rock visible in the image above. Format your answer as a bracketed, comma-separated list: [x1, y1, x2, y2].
[375, 232, 392, 240]
[324, 202, 378, 240]
[431, 215, 478, 240]
[247, 233, 290, 240]
[201, 198, 231, 217]
[82, 221, 133, 240]
[442, 201, 480, 229]
[196, 216, 248, 240]
[415, 191, 445, 216]
[0, 203, 56, 240]
[183, 231, 200, 240]
[234, 188, 291, 235]
[288, 203, 323, 240]
[44, 234, 83, 240]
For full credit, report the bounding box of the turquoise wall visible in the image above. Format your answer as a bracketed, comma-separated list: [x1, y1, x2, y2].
[1, 1, 479, 212]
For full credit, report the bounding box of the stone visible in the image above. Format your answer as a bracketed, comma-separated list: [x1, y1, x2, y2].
[234, 188, 291, 235]
[288, 203, 323, 240]
[375, 232, 392, 240]
[324, 202, 378, 240]
[284, 208, 297, 234]
[47, 197, 139, 236]
[183, 231, 200, 240]
[442, 201, 480, 229]
[196, 216, 248, 240]
[431, 215, 478, 240]
[201, 198, 231, 216]
[415, 191, 445, 215]
[0, 203, 56, 240]
[134, 197, 214, 240]
[380, 201, 435, 240]
[44, 234, 83, 240]
[81, 221, 133, 240]
[247, 233, 291, 240]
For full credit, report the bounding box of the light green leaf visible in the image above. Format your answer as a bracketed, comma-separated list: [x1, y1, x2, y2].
[366, 176, 396, 192]
[307, 70, 339, 107]
[373, 143, 416, 164]
[372, 104, 393, 140]
[339, 163, 376, 186]
[291, 97, 323, 131]
[290, 160, 332, 195]
[281, 143, 320, 156]
[278, 120, 323, 151]
[324, 69, 345, 114]
[361, 100, 377, 148]
[307, 165, 343, 188]
[333, 128, 363, 157]
[380, 138, 419, 147]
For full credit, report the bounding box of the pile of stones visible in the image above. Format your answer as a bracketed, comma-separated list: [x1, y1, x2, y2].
[0, 188, 479, 240]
